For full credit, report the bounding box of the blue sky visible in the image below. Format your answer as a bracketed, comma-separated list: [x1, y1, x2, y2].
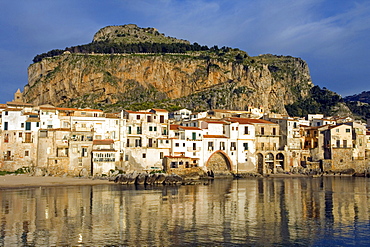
[0, 0, 369, 102]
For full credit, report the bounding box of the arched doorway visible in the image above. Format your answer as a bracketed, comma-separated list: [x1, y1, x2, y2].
[206, 151, 232, 176]
[265, 153, 274, 174]
[257, 153, 264, 174]
[276, 153, 285, 171]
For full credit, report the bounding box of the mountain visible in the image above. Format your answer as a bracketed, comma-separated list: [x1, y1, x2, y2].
[23, 24, 352, 117]
[343, 91, 370, 121]
[344, 91, 370, 104]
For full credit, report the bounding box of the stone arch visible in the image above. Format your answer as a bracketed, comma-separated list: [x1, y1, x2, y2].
[265, 153, 274, 174]
[276, 153, 285, 171]
[257, 153, 264, 174]
[205, 151, 232, 176]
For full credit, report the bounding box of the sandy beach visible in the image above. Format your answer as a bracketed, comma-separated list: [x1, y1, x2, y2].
[0, 174, 114, 189]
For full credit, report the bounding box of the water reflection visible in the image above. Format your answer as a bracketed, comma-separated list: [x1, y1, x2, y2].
[1, 177, 370, 246]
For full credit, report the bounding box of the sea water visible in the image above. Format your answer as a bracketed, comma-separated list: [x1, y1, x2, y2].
[1, 177, 370, 246]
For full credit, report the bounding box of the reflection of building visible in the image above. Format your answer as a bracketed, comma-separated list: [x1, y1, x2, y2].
[0, 178, 369, 246]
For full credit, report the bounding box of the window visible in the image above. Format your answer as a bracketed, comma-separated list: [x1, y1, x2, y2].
[24, 133, 32, 143]
[220, 142, 225, 150]
[261, 127, 265, 135]
[336, 140, 340, 148]
[4, 134, 9, 143]
[185, 162, 190, 168]
[82, 147, 88, 157]
[243, 143, 249, 151]
[147, 116, 152, 122]
[244, 126, 249, 135]
[5, 151, 11, 160]
[25, 150, 29, 156]
[154, 126, 157, 131]
[148, 138, 153, 147]
[25, 122, 31, 131]
[4, 111, 8, 116]
[142, 153, 146, 158]
[343, 140, 347, 148]
[4, 122, 8, 130]
[136, 115, 140, 120]
[273, 128, 276, 136]
[137, 127, 142, 134]
[175, 143, 180, 147]
[128, 126, 132, 134]
[193, 143, 197, 150]
[230, 142, 236, 151]
[36, 122, 39, 127]
[125, 155, 129, 161]
[149, 126, 153, 131]
[208, 142, 214, 151]
[160, 115, 164, 123]
[192, 132, 196, 140]
[126, 139, 130, 147]
[160, 152, 164, 159]
[135, 139, 142, 147]
[19, 132, 22, 138]
[21, 123, 24, 128]
[346, 129, 351, 133]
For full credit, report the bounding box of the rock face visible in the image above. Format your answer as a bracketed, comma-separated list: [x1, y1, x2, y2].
[23, 25, 313, 114]
[24, 53, 312, 113]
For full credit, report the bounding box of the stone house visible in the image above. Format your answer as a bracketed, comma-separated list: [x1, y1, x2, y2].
[366, 130, 370, 159]
[0, 103, 39, 170]
[227, 118, 282, 174]
[92, 139, 116, 175]
[121, 109, 170, 171]
[266, 116, 310, 169]
[322, 124, 353, 170]
[344, 121, 367, 161]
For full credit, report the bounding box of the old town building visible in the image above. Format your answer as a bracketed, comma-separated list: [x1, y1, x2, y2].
[0, 92, 369, 176]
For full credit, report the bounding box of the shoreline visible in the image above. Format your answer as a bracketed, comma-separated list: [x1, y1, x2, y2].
[0, 174, 113, 189]
[1, 172, 367, 190]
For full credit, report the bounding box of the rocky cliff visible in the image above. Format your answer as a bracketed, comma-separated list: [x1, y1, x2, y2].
[24, 25, 314, 114]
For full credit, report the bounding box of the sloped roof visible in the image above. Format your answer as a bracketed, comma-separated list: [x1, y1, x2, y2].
[170, 124, 181, 130]
[179, 126, 202, 130]
[203, 135, 228, 138]
[151, 108, 168, 113]
[228, 117, 276, 125]
[56, 107, 79, 111]
[93, 139, 114, 145]
[204, 120, 228, 124]
[125, 110, 153, 114]
[76, 108, 103, 112]
[25, 118, 40, 122]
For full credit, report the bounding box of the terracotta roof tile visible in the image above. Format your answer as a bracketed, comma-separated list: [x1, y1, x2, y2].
[179, 126, 202, 130]
[228, 117, 275, 125]
[203, 135, 228, 138]
[93, 139, 114, 145]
